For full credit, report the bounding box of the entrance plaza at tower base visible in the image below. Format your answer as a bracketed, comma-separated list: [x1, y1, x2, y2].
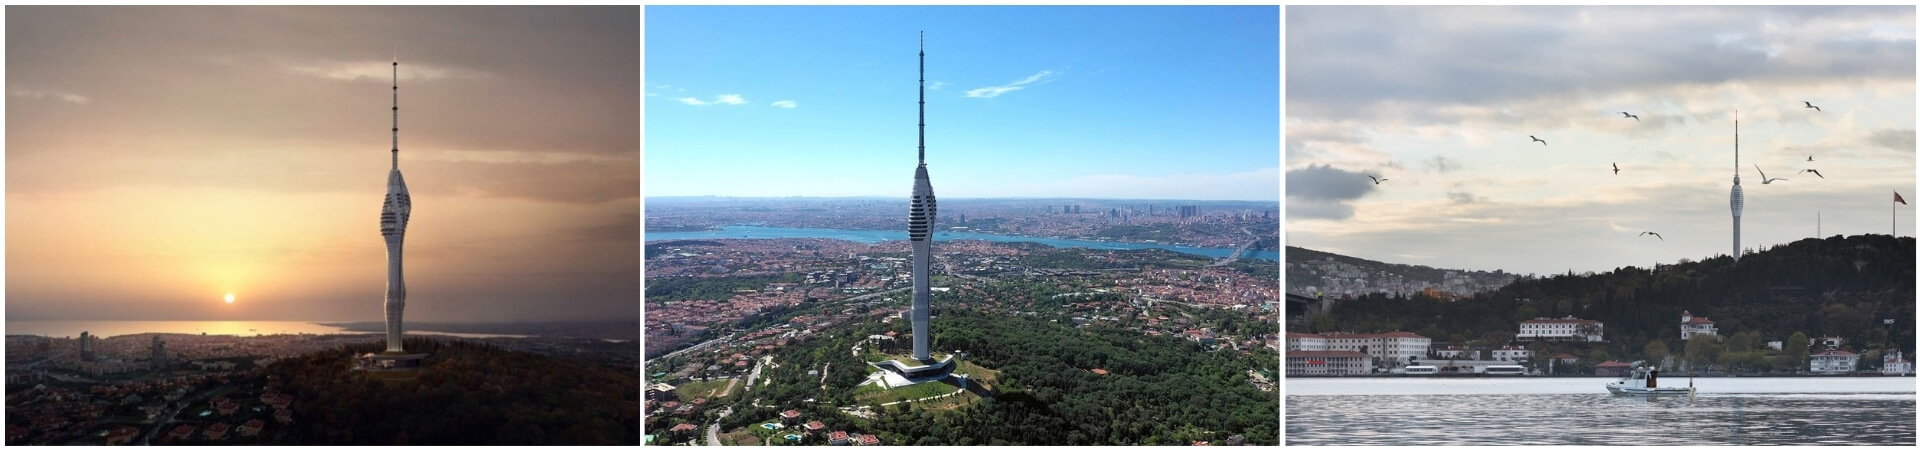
[355, 351, 430, 371]
[868, 354, 956, 388]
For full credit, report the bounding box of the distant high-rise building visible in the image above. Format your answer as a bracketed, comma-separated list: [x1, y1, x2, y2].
[1730, 112, 1743, 261]
[959, 213, 965, 226]
[907, 33, 937, 361]
[151, 335, 167, 372]
[79, 331, 94, 362]
[380, 55, 414, 354]
[1073, 205, 1081, 214]
[1178, 205, 1199, 219]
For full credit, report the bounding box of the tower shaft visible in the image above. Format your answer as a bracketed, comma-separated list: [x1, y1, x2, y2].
[1731, 111, 1743, 261]
[908, 33, 936, 361]
[381, 55, 412, 354]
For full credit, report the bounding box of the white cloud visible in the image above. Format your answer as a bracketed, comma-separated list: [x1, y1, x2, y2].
[274, 58, 488, 83]
[10, 89, 90, 104]
[771, 100, 797, 109]
[677, 94, 749, 106]
[928, 81, 947, 91]
[965, 70, 1056, 98]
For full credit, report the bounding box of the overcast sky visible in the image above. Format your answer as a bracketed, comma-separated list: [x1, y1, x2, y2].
[6, 6, 638, 322]
[1286, 6, 1916, 275]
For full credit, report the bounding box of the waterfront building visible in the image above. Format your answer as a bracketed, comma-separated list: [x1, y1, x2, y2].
[1809, 350, 1860, 373]
[1490, 345, 1532, 362]
[1433, 345, 1475, 360]
[1286, 350, 1372, 375]
[1679, 310, 1717, 340]
[1882, 350, 1912, 375]
[1285, 332, 1327, 351]
[1517, 316, 1605, 342]
[1594, 360, 1633, 377]
[1287, 331, 1430, 364]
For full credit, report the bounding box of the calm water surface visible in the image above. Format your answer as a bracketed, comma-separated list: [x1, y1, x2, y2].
[1287, 378, 1916, 445]
[646, 225, 1281, 261]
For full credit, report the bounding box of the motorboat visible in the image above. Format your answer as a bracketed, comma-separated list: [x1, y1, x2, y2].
[1606, 366, 1695, 396]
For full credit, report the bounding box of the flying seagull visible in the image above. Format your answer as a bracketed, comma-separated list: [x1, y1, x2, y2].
[1613, 163, 1620, 175]
[1755, 165, 1787, 184]
[1620, 112, 1638, 122]
[1530, 136, 1547, 146]
[1368, 175, 1387, 185]
[1640, 231, 1663, 241]
[1800, 169, 1824, 179]
[1803, 101, 1821, 112]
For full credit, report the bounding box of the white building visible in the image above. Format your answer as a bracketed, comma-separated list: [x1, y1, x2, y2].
[1518, 316, 1605, 342]
[1809, 350, 1859, 373]
[1285, 332, 1328, 351]
[1679, 310, 1717, 340]
[1883, 350, 1912, 376]
[1287, 332, 1431, 364]
[1286, 351, 1372, 376]
[1490, 346, 1533, 362]
[1433, 345, 1475, 360]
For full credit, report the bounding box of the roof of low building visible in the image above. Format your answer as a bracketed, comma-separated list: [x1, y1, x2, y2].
[1595, 360, 1632, 367]
[1286, 351, 1370, 358]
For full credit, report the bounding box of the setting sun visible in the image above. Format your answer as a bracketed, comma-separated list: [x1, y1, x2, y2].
[225, 293, 235, 304]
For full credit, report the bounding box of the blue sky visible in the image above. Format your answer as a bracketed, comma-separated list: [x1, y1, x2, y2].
[644, 6, 1279, 201]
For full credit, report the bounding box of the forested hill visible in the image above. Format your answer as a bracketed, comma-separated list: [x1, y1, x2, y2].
[1318, 234, 1915, 361]
[1285, 246, 1518, 294]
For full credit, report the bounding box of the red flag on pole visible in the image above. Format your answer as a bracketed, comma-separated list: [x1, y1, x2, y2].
[1898, 192, 1908, 205]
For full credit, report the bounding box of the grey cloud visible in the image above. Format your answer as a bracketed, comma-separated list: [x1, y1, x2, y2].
[1446, 191, 1477, 204]
[1286, 199, 1356, 221]
[1286, 164, 1377, 201]
[1869, 128, 1916, 152]
[1425, 155, 1463, 173]
[1287, 6, 1916, 121]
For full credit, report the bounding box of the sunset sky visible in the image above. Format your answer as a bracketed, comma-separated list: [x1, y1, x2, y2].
[6, 6, 639, 322]
[1287, 6, 1915, 275]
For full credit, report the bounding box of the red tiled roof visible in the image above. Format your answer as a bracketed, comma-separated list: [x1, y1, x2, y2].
[1595, 361, 1631, 367]
[671, 423, 698, 432]
[1685, 317, 1715, 324]
[1521, 317, 1599, 324]
[805, 421, 825, 430]
[781, 410, 800, 418]
[858, 434, 879, 445]
[1091, 368, 1109, 375]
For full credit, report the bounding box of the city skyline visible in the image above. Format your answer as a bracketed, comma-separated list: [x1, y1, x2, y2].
[643, 6, 1280, 201]
[6, 6, 639, 322]
[1286, 6, 1917, 275]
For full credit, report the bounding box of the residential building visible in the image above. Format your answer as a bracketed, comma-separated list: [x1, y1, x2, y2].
[1490, 346, 1533, 362]
[1679, 310, 1717, 340]
[1286, 350, 1372, 375]
[1518, 316, 1605, 342]
[1809, 350, 1859, 373]
[1817, 336, 1846, 350]
[1285, 332, 1327, 351]
[1290, 331, 1431, 364]
[1883, 350, 1912, 376]
[1595, 360, 1633, 377]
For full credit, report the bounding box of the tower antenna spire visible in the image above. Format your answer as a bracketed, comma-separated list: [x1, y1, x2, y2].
[391, 52, 399, 168]
[918, 31, 925, 166]
[1734, 110, 1738, 176]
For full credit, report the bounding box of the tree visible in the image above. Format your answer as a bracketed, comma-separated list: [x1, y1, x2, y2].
[1684, 335, 1723, 370]
[1643, 341, 1670, 368]
[1781, 332, 1811, 373]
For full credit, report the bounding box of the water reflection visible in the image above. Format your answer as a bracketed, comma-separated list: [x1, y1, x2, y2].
[1287, 393, 1915, 445]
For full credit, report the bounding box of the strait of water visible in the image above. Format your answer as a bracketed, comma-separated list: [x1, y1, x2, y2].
[1286, 378, 1917, 445]
[645, 225, 1280, 261]
[4, 321, 528, 339]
